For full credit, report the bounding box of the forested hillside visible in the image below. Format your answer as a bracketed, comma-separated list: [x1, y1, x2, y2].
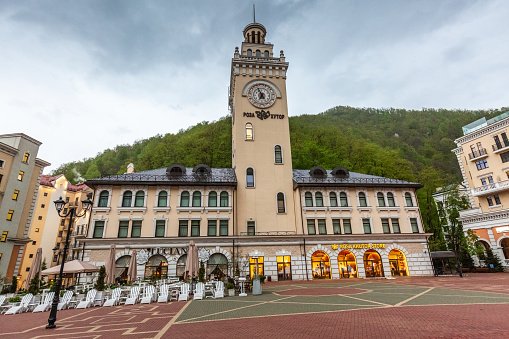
[52, 106, 508, 249]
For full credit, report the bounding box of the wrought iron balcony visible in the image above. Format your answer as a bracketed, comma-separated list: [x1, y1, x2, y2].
[471, 179, 509, 196]
[468, 148, 488, 160]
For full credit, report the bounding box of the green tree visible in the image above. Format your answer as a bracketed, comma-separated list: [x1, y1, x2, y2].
[94, 266, 106, 291]
[484, 248, 504, 272]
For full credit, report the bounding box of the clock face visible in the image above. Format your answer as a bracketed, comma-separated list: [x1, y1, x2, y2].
[247, 84, 276, 108]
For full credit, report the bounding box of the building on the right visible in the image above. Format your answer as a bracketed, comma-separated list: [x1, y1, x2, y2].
[453, 111, 509, 265]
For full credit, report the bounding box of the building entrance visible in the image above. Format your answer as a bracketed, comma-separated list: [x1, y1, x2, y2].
[364, 250, 384, 277]
[389, 249, 409, 276]
[338, 250, 357, 278]
[311, 251, 331, 279]
[277, 255, 292, 280]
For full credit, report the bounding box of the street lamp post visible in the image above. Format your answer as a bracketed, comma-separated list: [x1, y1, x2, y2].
[46, 194, 93, 329]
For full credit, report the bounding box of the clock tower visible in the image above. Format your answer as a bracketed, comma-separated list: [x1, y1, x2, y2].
[229, 22, 297, 235]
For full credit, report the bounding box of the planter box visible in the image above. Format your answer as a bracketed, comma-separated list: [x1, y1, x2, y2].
[475, 267, 489, 273]
[228, 289, 235, 297]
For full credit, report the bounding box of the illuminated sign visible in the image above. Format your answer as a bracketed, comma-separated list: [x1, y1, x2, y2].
[334, 243, 385, 250]
[243, 111, 285, 120]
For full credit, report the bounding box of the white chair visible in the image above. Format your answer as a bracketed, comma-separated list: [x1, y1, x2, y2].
[213, 281, 224, 299]
[32, 292, 55, 313]
[103, 288, 122, 307]
[169, 286, 179, 301]
[76, 289, 97, 309]
[157, 284, 169, 303]
[178, 283, 190, 301]
[194, 282, 204, 300]
[5, 293, 33, 315]
[140, 285, 155, 304]
[57, 291, 74, 310]
[0, 295, 6, 306]
[125, 286, 140, 305]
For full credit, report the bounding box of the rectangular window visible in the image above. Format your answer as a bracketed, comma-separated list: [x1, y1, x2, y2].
[1, 231, 7, 242]
[307, 219, 316, 235]
[381, 218, 390, 234]
[38, 216, 42, 220]
[35, 228, 39, 232]
[220, 220, 228, 236]
[208, 219, 217, 236]
[487, 196, 494, 206]
[0, 174, 3, 184]
[32, 241, 36, 245]
[118, 220, 129, 238]
[247, 221, 256, 235]
[391, 218, 401, 233]
[318, 219, 327, 234]
[18, 171, 24, 181]
[131, 220, 142, 238]
[475, 159, 488, 170]
[6, 210, 14, 221]
[191, 220, 200, 236]
[29, 254, 33, 259]
[343, 219, 352, 234]
[12, 190, 19, 200]
[494, 194, 501, 205]
[22, 152, 30, 163]
[410, 218, 419, 233]
[26, 267, 30, 272]
[0, 159, 4, 167]
[362, 219, 371, 234]
[93, 221, 105, 238]
[53, 255, 57, 262]
[178, 220, 188, 237]
[155, 220, 166, 237]
[58, 231, 63, 237]
[501, 151, 509, 163]
[60, 219, 65, 226]
[333, 219, 341, 234]
[41, 204, 45, 208]
[44, 192, 48, 197]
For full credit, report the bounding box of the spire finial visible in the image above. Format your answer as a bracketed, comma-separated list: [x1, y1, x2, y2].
[253, 4, 256, 23]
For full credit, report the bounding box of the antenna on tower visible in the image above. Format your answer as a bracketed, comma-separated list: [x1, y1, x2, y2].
[253, 4, 256, 23]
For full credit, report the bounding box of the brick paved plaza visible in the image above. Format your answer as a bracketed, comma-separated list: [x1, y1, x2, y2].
[1, 274, 509, 338]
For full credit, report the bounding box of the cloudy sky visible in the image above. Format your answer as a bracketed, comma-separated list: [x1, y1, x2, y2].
[1, 0, 508, 172]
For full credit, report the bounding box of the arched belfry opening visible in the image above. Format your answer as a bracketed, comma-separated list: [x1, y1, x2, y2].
[243, 23, 266, 44]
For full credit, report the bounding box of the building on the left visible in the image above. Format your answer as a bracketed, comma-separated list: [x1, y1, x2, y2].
[0, 133, 50, 286]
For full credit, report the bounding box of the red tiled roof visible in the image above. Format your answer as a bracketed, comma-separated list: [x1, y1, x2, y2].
[40, 174, 88, 192]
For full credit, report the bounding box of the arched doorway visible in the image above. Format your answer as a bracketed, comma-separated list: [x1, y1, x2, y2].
[115, 255, 131, 284]
[501, 238, 509, 260]
[364, 250, 384, 277]
[389, 249, 409, 276]
[207, 253, 228, 280]
[176, 254, 187, 278]
[144, 255, 168, 280]
[338, 250, 357, 278]
[311, 251, 331, 279]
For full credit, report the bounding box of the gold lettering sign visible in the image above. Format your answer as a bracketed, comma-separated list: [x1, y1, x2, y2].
[337, 243, 385, 250]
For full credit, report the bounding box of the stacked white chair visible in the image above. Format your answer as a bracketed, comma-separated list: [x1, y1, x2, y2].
[32, 292, 55, 313]
[169, 284, 179, 301]
[194, 282, 204, 300]
[5, 293, 33, 315]
[57, 291, 74, 310]
[213, 281, 224, 299]
[103, 288, 122, 307]
[157, 284, 169, 303]
[178, 283, 190, 301]
[125, 286, 140, 305]
[0, 295, 6, 306]
[140, 285, 156, 304]
[76, 289, 97, 309]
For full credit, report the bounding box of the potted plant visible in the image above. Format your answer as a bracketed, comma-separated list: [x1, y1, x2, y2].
[226, 282, 235, 297]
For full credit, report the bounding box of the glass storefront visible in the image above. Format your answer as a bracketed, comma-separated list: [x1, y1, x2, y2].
[311, 251, 331, 279]
[338, 250, 357, 278]
[207, 253, 228, 279]
[249, 256, 264, 278]
[277, 255, 292, 280]
[176, 254, 187, 278]
[389, 249, 409, 276]
[115, 255, 130, 284]
[144, 255, 168, 279]
[363, 250, 384, 277]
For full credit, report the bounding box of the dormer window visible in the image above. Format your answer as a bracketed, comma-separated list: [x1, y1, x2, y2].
[309, 166, 327, 177]
[331, 166, 349, 178]
[166, 163, 186, 176]
[193, 164, 211, 175]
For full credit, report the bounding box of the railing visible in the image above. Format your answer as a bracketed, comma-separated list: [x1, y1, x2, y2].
[492, 142, 509, 152]
[468, 148, 488, 159]
[88, 173, 237, 184]
[239, 231, 296, 236]
[471, 179, 509, 196]
[293, 176, 418, 186]
[73, 225, 88, 236]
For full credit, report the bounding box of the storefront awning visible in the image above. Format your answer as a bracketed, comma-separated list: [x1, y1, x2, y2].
[430, 251, 456, 259]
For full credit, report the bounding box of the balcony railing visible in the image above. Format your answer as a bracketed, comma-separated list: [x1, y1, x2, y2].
[492, 142, 509, 153]
[468, 148, 488, 160]
[240, 231, 296, 236]
[471, 179, 509, 196]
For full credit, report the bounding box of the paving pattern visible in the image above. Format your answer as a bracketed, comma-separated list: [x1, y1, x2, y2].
[2, 274, 509, 338]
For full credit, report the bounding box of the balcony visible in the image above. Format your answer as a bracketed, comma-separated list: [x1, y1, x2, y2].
[240, 231, 296, 236]
[468, 148, 488, 161]
[471, 179, 509, 196]
[492, 142, 509, 154]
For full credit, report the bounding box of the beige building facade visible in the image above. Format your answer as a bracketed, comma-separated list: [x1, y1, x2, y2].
[81, 21, 433, 282]
[454, 112, 509, 265]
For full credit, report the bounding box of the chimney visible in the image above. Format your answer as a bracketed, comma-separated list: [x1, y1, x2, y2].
[127, 163, 135, 174]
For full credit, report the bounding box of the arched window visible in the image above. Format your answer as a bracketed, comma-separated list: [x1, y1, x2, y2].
[315, 192, 323, 207]
[389, 249, 409, 276]
[122, 191, 132, 207]
[246, 168, 254, 187]
[256, 49, 261, 57]
[311, 251, 331, 279]
[180, 191, 189, 207]
[207, 253, 228, 279]
[264, 50, 269, 58]
[329, 192, 338, 207]
[364, 250, 384, 277]
[144, 255, 168, 280]
[246, 123, 253, 140]
[208, 192, 217, 207]
[277, 192, 285, 213]
[274, 145, 282, 163]
[98, 190, 109, 207]
[192, 191, 201, 207]
[176, 254, 186, 277]
[157, 191, 168, 207]
[387, 192, 395, 207]
[340, 192, 348, 207]
[305, 192, 313, 207]
[377, 193, 386, 207]
[405, 193, 414, 207]
[247, 49, 252, 57]
[501, 239, 509, 260]
[115, 255, 131, 284]
[358, 192, 367, 207]
[220, 191, 229, 207]
[135, 191, 145, 207]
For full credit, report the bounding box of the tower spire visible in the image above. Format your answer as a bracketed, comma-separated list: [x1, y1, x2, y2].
[253, 4, 256, 23]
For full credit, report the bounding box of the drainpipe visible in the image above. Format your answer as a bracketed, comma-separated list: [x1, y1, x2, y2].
[298, 187, 309, 280]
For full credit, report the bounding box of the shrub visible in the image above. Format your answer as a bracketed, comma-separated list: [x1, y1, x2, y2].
[94, 266, 106, 291]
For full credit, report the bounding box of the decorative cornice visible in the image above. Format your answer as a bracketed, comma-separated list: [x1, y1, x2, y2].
[454, 116, 509, 146]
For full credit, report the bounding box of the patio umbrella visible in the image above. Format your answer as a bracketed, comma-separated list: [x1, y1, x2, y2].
[105, 244, 116, 285]
[23, 247, 42, 289]
[41, 260, 100, 275]
[127, 250, 137, 283]
[184, 241, 199, 280]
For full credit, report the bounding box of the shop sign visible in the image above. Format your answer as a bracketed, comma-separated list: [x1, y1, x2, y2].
[243, 111, 285, 120]
[335, 243, 385, 250]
